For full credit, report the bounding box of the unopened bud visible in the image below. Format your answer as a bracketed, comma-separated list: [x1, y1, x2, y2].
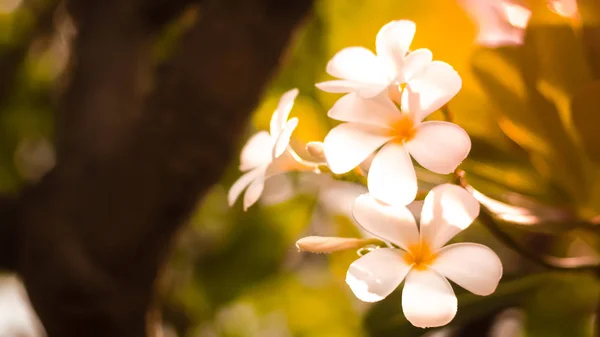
[295, 236, 382, 254]
[306, 142, 327, 162]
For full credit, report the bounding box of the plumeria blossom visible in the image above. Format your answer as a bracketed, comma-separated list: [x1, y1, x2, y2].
[547, 0, 579, 18]
[346, 184, 502, 328]
[316, 20, 461, 102]
[458, 0, 532, 47]
[322, 87, 471, 206]
[228, 89, 317, 210]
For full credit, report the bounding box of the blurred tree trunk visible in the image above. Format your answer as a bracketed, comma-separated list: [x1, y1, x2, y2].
[0, 0, 313, 336]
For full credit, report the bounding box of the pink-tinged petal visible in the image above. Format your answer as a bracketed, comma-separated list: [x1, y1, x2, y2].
[402, 269, 457, 328]
[458, 0, 530, 47]
[401, 85, 421, 121]
[367, 142, 417, 206]
[239, 131, 274, 171]
[403, 61, 462, 120]
[266, 148, 314, 178]
[243, 174, 265, 211]
[324, 47, 389, 97]
[375, 20, 416, 78]
[327, 93, 400, 127]
[228, 167, 266, 206]
[270, 88, 298, 135]
[407, 200, 424, 223]
[352, 194, 419, 250]
[323, 123, 393, 174]
[401, 48, 433, 83]
[273, 117, 298, 158]
[346, 248, 412, 302]
[432, 243, 503, 296]
[420, 184, 481, 250]
[406, 121, 471, 174]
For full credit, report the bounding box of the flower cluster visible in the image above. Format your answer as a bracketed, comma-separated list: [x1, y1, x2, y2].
[228, 20, 503, 329]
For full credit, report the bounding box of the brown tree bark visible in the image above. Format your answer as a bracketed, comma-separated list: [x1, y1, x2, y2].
[1, 0, 313, 335]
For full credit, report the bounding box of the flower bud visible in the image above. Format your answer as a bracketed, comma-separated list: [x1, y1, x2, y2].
[296, 236, 381, 254]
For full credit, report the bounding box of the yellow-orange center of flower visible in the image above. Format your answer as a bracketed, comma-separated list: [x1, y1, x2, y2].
[403, 242, 437, 270]
[389, 116, 416, 143]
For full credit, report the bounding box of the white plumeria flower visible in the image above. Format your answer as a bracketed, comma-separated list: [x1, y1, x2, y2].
[228, 89, 316, 210]
[346, 184, 503, 328]
[458, 0, 531, 47]
[547, 0, 579, 18]
[322, 88, 470, 206]
[316, 20, 460, 101]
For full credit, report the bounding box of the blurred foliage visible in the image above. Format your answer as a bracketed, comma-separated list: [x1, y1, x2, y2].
[2, 0, 600, 336]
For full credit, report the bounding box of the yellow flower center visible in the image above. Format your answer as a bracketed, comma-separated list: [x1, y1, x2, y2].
[389, 115, 416, 143]
[403, 242, 437, 270]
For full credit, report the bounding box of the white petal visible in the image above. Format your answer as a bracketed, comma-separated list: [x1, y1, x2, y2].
[403, 61, 462, 120]
[367, 142, 417, 206]
[432, 243, 503, 296]
[228, 167, 265, 206]
[270, 88, 299, 135]
[420, 184, 481, 250]
[323, 123, 392, 174]
[273, 117, 298, 158]
[327, 93, 400, 127]
[346, 248, 412, 302]
[402, 269, 457, 328]
[239, 131, 273, 171]
[352, 194, 419, 250]
[325, 47, 390, 97]
[375, 20, 416, 78]
[243, 173, 265, 211]
[402, 48, 433, 83]
[406, 121, 471, 174]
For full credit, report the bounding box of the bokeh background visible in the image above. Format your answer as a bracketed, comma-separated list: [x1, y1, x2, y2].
[1, 0, 600, 336]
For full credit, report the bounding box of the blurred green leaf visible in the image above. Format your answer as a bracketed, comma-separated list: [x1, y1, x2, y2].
[524, 273, 600, 337]
[464, 135, 569, 205]
[525, 25, 592, 100]
[364, 274, 546, 337]
[578, 0, 600, 79]
[472, 44, 587, 204]
[572, 81, 600, 165]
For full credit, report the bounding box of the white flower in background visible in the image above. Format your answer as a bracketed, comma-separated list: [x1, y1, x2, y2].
[228, 89, 316, 210]
[458, 0, 531, 47]
[316, 20, 459, 101]
[346, 184, 502, 328]
[547, 0, 579, 18]
[323, 87, 470, 206]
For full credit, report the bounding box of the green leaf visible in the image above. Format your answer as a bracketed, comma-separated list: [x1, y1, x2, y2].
[364, 274, 547, 337]
[524, 25, 592, 100]
[524, 273, 600, 337]
[572, 81, 600, 165]
[472, 45, 587, 204]
[578, 0, 600, 78]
